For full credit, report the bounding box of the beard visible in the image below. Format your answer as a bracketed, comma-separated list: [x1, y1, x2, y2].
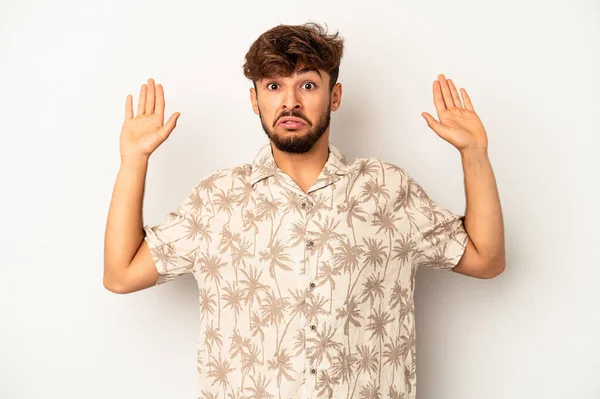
[259, 102, 331, 154]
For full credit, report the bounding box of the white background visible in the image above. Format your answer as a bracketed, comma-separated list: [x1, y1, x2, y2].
[1, 0, 599, 398]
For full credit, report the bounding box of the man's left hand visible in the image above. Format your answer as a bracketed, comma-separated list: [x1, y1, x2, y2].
[421, 74, 489, 153]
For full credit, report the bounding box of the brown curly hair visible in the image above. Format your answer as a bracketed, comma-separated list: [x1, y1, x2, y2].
[242, 22, 345, 92]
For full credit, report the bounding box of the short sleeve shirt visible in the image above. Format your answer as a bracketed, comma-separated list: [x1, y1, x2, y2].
[143, 141, 469, 399]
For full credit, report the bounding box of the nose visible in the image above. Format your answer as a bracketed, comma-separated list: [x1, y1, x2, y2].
[282, 87, 302, 111]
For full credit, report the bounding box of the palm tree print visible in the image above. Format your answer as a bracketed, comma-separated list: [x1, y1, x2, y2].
[143, 142, 469, 398]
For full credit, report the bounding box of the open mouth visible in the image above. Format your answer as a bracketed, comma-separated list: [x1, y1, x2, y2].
[279, 121, 306, 129]
[277, 117, 308, 130]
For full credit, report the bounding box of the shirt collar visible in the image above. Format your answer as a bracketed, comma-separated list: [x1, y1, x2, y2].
[249, 141, 352, 188]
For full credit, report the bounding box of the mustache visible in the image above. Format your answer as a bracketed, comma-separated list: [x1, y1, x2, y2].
[274, 110, 311, 127]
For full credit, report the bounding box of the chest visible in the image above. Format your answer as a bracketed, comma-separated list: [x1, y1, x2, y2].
[193, 180, 414, 311]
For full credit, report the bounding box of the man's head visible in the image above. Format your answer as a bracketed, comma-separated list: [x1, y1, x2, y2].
[243, 22, 345, 154]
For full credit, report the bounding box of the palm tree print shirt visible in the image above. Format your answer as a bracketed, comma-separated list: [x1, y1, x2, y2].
[143, 141, 469, 399]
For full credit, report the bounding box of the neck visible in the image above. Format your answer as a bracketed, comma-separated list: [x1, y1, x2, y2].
[270, 131, 330, 193]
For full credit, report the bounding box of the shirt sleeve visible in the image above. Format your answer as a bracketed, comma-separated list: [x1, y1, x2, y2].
[401, 169, 469, 271]
[143, 184, 208, 286]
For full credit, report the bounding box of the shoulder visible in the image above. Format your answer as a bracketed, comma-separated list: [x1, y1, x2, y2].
[178, 163, 251, 215]
[345, 156, 408, 186]
[192, 163, 252, 193]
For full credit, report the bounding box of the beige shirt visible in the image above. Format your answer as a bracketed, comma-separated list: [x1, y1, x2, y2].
[143, 141, 468, 399]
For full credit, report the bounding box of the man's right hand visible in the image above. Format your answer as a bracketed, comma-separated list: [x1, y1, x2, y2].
[119, 78, 181, 159]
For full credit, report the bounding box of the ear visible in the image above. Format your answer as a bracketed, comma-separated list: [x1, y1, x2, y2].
[330, 82, 342, 111]
[250, 87, 259, 115]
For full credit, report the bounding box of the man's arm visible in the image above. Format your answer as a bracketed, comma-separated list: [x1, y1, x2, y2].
[420, 74, 505, 279]
[452, 148, 506, 279]
[103, 155, 159, 293]
[103, 78, 180, 293]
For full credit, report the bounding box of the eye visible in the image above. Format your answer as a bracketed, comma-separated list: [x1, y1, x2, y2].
[266, 82, 316, 91]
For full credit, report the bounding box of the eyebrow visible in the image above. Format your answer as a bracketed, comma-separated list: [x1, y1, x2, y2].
[296, 67, 322, 79]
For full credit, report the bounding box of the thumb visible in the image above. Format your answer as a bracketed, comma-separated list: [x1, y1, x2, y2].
[421, 112, 446, 135]
[160, 112, 181, 138]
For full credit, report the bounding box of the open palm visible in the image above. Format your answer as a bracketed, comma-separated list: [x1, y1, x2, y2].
[421, 74, 488, 152]
[120, 78, 181, 158]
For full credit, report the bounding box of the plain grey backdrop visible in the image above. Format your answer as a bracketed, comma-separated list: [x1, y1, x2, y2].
[1, 0, 599, 398]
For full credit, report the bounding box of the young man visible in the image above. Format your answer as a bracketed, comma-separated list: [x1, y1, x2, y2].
[104, 22, 505, 399]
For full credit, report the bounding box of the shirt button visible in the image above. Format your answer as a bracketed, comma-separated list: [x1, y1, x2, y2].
[301, 202, 307, 208]
[309, 240, 314, 247]
[310, 325, 316, 331]
[310, 368, 317, 374]
[309, 282, 316, 289]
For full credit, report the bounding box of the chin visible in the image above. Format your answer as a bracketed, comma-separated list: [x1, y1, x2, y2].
[274, 128, 308, 138]
[277, 125, 308, 132]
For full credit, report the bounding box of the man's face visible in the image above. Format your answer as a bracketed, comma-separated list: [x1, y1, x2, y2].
[250, 67, 342, 154]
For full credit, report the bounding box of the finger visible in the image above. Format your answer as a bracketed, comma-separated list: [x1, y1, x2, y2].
[447, 79, 463, 109]
[137, 84, 147, 116]
[461, 88, 475, 112]
[422, 112, 449, 137]
[145, 78, 156, 115]
[125, 94, 133, 120]
[159, 112, 181, 140]
[155, 84, 165, 122]
[433, 81, 446, 115]
[438, 74, 455, 108]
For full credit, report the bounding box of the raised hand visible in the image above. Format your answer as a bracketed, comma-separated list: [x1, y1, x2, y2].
[120, 78, 181, 159]
[421, 74, 488, 153]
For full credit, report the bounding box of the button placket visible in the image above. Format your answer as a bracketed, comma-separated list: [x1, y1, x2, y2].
[301, 197, 313, 213]
[306, 280, 317, 327]
[303, 195, 319, 386]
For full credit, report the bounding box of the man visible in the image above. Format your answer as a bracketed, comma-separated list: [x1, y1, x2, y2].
[104, 22, 505, 399]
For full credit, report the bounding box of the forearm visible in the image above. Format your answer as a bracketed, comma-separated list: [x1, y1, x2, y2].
[103, 155, 149, 282]
[460, 148, 505, 268]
